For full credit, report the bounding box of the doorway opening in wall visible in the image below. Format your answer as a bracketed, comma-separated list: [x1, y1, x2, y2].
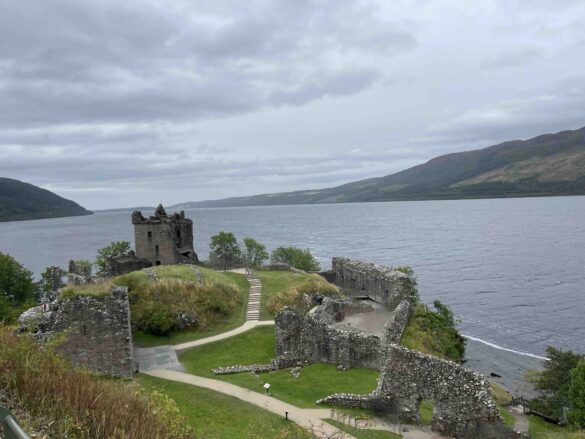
[155, 261, 161, 266]
[419, 399, 434, 426]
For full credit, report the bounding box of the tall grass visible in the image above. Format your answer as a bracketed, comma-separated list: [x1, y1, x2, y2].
[0, 325, 193, 439]
[266, 278, 338, 315]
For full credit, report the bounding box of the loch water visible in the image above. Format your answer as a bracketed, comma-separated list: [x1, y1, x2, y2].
[1, 196, 584, 392]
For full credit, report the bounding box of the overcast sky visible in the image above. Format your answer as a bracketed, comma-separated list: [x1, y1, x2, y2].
[1, 0, 584, 209]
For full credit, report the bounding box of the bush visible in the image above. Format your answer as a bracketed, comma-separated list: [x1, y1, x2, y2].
[0, 325, 193, 439]
[0, 253, 38, 324]
[400, 301, 465, 362]
[130, 279, 242, 336]
[528, 347, 584, 420]
[0, 252, 37, 305]
[569, 360, 585, 428]
[266, 276, 338, 315]
[270, 246, 321, 272]
[72, 259, 93, 278]
[96, 241, 131, 273]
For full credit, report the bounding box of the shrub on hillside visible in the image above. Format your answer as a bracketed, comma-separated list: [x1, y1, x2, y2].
[266, 277, 338, 315]
[130, 279, 242, 336]
[400, 301, 465, 362]
[0, 325, 193, 439]
[270, 246, 321, 272]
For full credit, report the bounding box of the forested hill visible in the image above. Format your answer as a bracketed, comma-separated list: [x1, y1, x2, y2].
[173, 126, 585, 208]
[0, 178, 92, 222]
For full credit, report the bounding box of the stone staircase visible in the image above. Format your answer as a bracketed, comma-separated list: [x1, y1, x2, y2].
[245, 272, 262, 320]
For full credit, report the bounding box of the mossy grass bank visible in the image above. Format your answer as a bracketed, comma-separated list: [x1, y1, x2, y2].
[257, 270, 337, 319]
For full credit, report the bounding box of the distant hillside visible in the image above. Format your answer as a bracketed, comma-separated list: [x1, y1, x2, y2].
[0, 178, 92, 222]
[173, 126, 585, 208]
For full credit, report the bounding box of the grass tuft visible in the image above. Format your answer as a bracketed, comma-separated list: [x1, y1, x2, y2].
[59, 282, 112, 299]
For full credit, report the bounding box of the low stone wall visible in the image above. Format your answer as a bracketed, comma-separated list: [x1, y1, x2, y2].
[212, 354, 301, 375]
[331, 258, 412, 309]
[19, 287, 134, 378]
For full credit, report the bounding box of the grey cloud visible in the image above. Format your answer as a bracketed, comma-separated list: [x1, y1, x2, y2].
[481, 48, 542, 69]
[0, 0, 415, 127]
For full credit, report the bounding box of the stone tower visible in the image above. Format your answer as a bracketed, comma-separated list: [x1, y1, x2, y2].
[132, 204, 199, 266]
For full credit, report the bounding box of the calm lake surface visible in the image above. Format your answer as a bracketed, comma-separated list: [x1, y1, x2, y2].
[1, 196, 584, 391]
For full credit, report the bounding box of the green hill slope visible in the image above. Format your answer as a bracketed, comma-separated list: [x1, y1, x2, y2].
[174, 126, 585, 208]
[0, 178, 92, 222]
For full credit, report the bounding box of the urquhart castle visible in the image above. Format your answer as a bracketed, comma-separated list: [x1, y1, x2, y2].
[17, 205, 526, 439]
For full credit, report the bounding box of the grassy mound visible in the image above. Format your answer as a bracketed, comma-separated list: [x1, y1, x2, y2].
[261, 272, 338, 317]
[0, 325, 191, 439]
[113, 265, 248, 346]
[400, 302, 465, 362]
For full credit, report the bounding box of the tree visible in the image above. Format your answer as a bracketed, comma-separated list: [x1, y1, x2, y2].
[72, 260, 93, 278]
[0, 252, 37, 305]
[242, 238, 268, 269]
[270, 246, 320, 272]
[209, 232, 241, 271]
[96, 241, 131, 273]
[38, 266, 66, 302]
[569, 360, 585, 428]
[529, 347, 583, 418]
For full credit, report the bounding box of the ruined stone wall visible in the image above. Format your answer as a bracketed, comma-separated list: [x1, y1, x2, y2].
[375, 345, 501, 437]
[275, 306, 383, 370]
[19, 287, 134, 378]
[104, 251, 152, 276]
[383, 299, 411, 345]
[331, 258, 412, 309]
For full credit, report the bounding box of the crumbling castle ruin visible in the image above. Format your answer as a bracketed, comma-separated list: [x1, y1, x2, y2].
[132, 204, 198, 266]
[216, 257, 525, 439]
[19, 286, 134, 378]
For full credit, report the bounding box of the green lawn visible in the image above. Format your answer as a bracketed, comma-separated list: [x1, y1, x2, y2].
[136, 374, 312, 439]
[528, 416, 585, 438]
[325, 419, 402, 439]
[116, 266, 249, 347]
[257, 270, 319, 319]
[179, 326, 379, 409]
